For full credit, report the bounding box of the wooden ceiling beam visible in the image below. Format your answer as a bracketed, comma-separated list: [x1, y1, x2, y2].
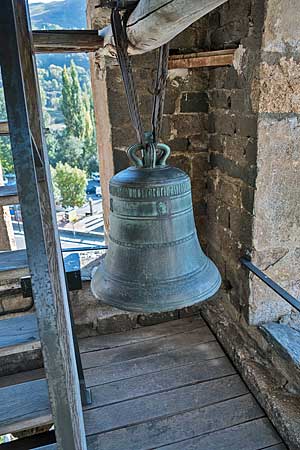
[32, 30, 103, 53]
[168, 49, 235, 69]
[32, 30, 235, 68]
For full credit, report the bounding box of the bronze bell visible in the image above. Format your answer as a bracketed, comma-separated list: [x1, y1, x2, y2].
[91, 142, 221, 312]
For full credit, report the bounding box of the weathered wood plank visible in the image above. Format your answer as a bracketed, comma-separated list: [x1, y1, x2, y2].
[169, 49, 235, 69]
[0, 338, 225, 388]
[0, 378, 51, 435]
[80, 317, 204, 353]
[84, 374, 248, 436]
[32, 30, 102, 53]
[1, 1, 87, 448]
[101, 0, 229, 54]
[81, 327, 215, 369]
[0, 121, 9, 136]
[84, 340, 225, 387]
[86, 356, 235, 408]
[0, 184, 19, 206]
[87, 394, 264, 449]
[0, 356, 234, 435]
[0, 249, 28, 272]
[0, 313, 39, 350]
[0, 367, 44, 388]
[159, 417, 283, 450]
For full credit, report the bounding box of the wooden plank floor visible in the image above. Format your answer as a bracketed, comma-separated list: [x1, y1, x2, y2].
[0, 316, 287, 450]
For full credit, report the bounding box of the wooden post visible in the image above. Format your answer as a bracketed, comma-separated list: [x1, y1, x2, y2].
[0, 1, 87, 449]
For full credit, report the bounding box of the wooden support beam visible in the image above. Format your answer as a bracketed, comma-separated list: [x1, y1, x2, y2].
[33, 30, 103, 53]
[169, 49, 235, 69]
[0, 1, 87, 449]
[105, 0, 229, 54]
[0, 121, 9, 136]
[31, 30, 235, 69]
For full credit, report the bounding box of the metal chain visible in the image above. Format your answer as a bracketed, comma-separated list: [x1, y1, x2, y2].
[111, 5, 169, 154]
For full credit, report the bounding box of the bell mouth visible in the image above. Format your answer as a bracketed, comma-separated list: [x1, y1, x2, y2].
[91, 259, 221, 313]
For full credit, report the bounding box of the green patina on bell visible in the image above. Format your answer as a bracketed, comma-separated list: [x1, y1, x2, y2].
[91, 140, 221, 313]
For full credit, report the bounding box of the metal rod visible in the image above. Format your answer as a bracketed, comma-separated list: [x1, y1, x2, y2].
[241, 257, 300, 313]
[62, 245, 108, 252]
[64, 270, 92, 406]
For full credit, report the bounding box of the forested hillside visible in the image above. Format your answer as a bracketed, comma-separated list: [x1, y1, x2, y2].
[0, 0, 98, 186]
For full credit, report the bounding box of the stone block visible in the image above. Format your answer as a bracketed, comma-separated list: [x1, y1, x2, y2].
[209, 67, 229, 90]
[230, 89, 252, 113]
[207, 170, 241, 208]
[228, 206, 253, 247]
[219, 0, 252, 27]
[137, 311, 178, 326]
[209, 89, 231, 110]
[241, 184, 255, 214]
[209, 133, 224, 153]
[206, 241, 226, 279]
[261, 323, 300, 371]
[169, 153, 191, 176]
[112, 126, 138, 149]
[113, 149, 130, 174]
[262, 0, 300, 53]
[235, 114, 257, 138]
[1, 295, 33, 314]
[191, 153, 209, 180]
[180, 92, 208, 113]
[168, 138, 190, 152]
[210, 110, 236, 136]
[170, 113, 208, 138]
[210, 152, 257, 187]
[188, 134, 208, 152]
[191, 181, 207, 202]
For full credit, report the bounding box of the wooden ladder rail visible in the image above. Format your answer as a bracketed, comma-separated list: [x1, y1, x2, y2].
[0, 1, 88, 449]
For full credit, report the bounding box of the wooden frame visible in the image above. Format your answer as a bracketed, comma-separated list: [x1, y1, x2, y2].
[31, 30, 235, 69]
[0, 1, 87, 449]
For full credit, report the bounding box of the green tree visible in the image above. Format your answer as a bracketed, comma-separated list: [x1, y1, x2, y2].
[61, 66, 74, 133]
[70, 61, 85, 139]
[61, 61, 85, 139]
[52, 162, 87, 208]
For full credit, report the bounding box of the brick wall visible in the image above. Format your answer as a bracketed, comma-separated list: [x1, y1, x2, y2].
[205, 0, 265, 317]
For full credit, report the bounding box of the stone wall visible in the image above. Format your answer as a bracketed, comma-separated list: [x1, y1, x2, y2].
[250, 0, 300, 325]
[205, 0, 265, 320]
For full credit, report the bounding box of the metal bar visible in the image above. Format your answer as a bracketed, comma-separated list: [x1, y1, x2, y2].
[62, 245, 108, 252]
[241, 258, 300, 313]
[65, 273, 92, 406]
